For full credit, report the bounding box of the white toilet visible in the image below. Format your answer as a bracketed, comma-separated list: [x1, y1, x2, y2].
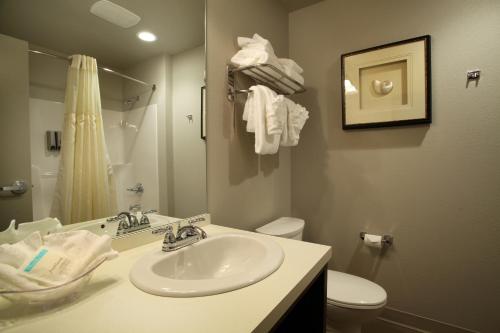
[256, 217, 387, 333]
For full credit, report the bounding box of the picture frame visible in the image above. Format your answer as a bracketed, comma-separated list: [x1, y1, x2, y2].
[341, 35, 431, 129]
[201, 85, 206, 140]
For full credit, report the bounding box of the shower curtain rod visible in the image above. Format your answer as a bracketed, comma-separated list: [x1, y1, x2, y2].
[29, 49, 156, 91]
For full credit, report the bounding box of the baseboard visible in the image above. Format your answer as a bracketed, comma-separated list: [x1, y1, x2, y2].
[363, 307, 479, 333]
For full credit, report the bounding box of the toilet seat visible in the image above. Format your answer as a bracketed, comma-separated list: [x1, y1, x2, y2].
[326, 270, 387, 310]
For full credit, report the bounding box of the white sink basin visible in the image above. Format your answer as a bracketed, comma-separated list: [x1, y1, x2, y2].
[129, 233, 284, 297]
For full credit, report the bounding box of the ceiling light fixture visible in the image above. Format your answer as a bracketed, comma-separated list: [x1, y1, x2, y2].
[137, 31, 157, 42]
[90, 0, 140, 28]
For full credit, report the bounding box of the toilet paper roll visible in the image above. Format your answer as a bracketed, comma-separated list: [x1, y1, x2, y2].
[364, 234, 383, 248]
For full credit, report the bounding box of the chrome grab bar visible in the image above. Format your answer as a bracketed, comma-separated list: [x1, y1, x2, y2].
[0, 180, 28, 195]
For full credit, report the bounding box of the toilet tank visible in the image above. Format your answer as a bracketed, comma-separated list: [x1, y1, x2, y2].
[255, 217, 305, 240]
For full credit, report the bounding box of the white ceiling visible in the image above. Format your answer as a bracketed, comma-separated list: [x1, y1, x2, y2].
[0, 0, 205, 69]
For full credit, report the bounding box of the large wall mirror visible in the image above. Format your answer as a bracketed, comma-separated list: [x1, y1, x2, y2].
[0, 0, 207, 231]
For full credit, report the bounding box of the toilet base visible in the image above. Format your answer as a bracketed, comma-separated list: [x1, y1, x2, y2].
[326, 302, 384, 333]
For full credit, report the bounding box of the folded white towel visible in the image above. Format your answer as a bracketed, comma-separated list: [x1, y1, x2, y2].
[0, 230, 117, 291]
[243, 85, 281, 155]
[231, 34, 285, 71]
[232, 34, 305, 88]
[278, 58, 305, 85]
[237, 34, 276, 55]
[278, 58, 304, 75]
[278, 59, 305, 85]
[287, 70, 305, 85]
[231, 48, 284, 71]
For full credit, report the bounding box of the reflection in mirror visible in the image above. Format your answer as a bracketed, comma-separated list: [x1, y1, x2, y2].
[0, 0, 206, 235]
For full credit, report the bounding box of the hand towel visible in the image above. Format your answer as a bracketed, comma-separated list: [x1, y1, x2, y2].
[0, 230, 118, 291]
[268, 95, 286, 135]
[280, 98, 310, 147]
[243, 85, 281, 154]
[243, 91, 256, 133]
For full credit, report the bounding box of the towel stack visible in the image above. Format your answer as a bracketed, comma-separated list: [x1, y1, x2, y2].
[231, 33, 305, 86]
[243, 85, 309, 155]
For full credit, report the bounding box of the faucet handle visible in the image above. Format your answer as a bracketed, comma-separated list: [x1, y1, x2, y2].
[162, 225, 176, 247]
[139, 210, 155, 225]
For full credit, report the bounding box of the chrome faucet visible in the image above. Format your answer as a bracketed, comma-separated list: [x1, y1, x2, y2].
[162, 221, 207, 252]
[118, 211, 139, 229]
[107, 209, 156, 236]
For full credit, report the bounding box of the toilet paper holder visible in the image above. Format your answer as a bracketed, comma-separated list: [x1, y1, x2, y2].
[359, 232, 393, 247]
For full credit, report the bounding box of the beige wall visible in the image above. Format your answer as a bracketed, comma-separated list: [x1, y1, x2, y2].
[289, 0, 500, 332]
[206, 0, 291, 230]
[124, 54, 173, 216]
[29, 44, 125, 111]
[0, 33, 32, 229]
[172, 45, 207, 218]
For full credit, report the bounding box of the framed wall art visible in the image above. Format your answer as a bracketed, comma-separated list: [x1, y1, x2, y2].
[341, 35, 431, 129]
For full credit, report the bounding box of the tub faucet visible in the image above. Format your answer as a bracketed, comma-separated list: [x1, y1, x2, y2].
[162, 221, 207, 252]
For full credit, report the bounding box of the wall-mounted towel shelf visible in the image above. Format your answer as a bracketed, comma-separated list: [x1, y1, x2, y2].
[227, 64, 306, 101]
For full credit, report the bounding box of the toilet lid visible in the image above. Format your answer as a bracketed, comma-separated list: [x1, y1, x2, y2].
[327, 270, 387, 309]
[255, 217, 305, 238]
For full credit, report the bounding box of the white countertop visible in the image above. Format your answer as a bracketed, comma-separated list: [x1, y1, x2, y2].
[0, 224, 331, 333]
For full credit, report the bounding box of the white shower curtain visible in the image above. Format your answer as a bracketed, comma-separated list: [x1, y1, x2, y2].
[51, 55, 117, 224]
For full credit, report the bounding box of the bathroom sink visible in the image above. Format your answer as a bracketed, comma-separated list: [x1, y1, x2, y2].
[129, 233, 284, 297]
